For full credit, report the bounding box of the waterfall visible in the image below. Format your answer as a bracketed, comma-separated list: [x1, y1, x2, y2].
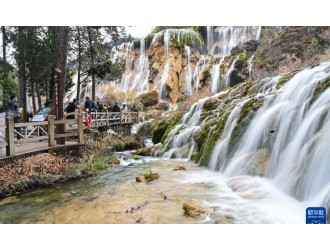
[129, 39, 150, 94]
[248, 54, 255, 79]
[208, 99, 250, 171]
[160, 95, 216, 159]
[211, 64, 221, 94]
[225, 57, 238, 87]
[211, 26, 260, 56]
[212, 62, 330, 204]
[184, 46, 193, 96]
[256, 26, 262, 41]
[193, 56, 206, 96]
[207, 26, 214, 54]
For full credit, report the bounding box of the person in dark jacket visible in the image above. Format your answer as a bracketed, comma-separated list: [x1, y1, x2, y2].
[84, 97, 93, 114]
[5, 95, 22, 140]
[113, 103, 120, 112]
[44, 99, 52, 108]
[66, 99, 78, 119]
[107, 103, 113, 112]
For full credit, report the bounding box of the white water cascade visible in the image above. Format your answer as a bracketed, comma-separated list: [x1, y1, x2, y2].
[225, 57, 238, 87]
[161, 95, 217, 159]
[209, 62, 330, 207]
[210, 26, 260, 56]
[184, 46, 193, 96]
[193, 56, 206, 96]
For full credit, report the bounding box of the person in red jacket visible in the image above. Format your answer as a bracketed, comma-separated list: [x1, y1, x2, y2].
[85, 109, 92, 128]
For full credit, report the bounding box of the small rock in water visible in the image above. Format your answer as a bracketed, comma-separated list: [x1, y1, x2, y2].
[270, 130, 275, 133]
[164, 196, 167, 200]
[83, 197, 97, 203]
[173, 166, 186, 171]
[136, 176, 143, 182]
[182, 202, 208, 218]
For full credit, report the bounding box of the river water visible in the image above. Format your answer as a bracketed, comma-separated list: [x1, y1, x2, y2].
[0, 155, 308, 224]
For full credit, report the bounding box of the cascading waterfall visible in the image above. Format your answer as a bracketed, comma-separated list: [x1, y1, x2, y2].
[207, 26, 214, 54]
[66, 27, 265, 102]
[193, 56, 206, 96]
[153, 28, 204, 99]
[211, 64, 221, 94]
[211, 26, 260, 56]
[129, 39, 150, 94]
[248, 54, 255, 78]
[225, 57, 238, 87]
[184, 46, 193, 96]
[208, 98, 250, 171]
[160, 96, 213, 159]
[210, 62, 330, 206]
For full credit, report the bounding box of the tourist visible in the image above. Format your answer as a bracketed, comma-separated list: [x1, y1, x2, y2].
[84, 97, 94, 114]
[5, 95, 22, 141]
[122, 103, 128, 112]
[44, 99, 52, 108]
[113, 103, 120, 112]
[107, 103, 113, 112]
[85, 109, 92, 128]
[65, 99, 78, 119]
[97, 102, 103, 112]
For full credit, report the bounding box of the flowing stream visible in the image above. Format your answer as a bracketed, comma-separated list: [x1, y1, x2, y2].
[0, 155, 307, 224]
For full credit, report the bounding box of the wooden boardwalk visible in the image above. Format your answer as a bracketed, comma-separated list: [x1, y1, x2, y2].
[0, 110, 138, 160]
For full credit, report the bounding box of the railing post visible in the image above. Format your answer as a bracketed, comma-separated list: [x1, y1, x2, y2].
[48, 115, 55, 147]
[5, 117, 15, 156]
[95, 110, 98, 128]
[78, 109, 83, 143]
[106, 110, 109, 127]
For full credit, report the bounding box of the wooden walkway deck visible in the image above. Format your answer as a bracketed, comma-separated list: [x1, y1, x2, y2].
[0, 110, 138, 161]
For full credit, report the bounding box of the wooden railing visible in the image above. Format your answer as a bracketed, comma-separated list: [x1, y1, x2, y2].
[86, 111, 139, 128]
[0, 110, 139, 157]
[0, 110, 83, 157]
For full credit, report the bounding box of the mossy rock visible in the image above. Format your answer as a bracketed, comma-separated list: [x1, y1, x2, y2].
[182, 202, 208, 217]
[276, 71, 298, 89]
[203, 98, 220, 112]
[197, 111, 230, 166]
[131, 147, 152, 156]
[228, 98, 263, 150]
[114, 139, 125, 151]
[143, 170, 160, 182]
[152, 120, 170, 144]
[234, 52, 248, 70]
[310, 76, 330, 104]
[122, 135, 145, 150]
[161, 112, 184, 144]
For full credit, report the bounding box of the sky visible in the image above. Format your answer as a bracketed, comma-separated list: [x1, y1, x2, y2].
[125, 26, 153, 39]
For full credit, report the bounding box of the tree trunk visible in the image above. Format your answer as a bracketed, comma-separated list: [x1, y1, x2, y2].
[35, 79, 42, 109]
[30, 81, 37, 114]
[76, 27, 82, 104]
[57, 26, 69, 97]
[87, 27, 96, 101]
[56, 26, 69, 144]
[17, 27, 27, 121]
[2, 26, 6, 63]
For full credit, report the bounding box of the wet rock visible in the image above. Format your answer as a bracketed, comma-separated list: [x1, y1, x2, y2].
[143, 170, 160, 182]
[230, 46, 243, 55]
[154, 102, 170, 111]
[126, 201, 148, 213]
[135, 91, 159, 107]
[84, 196, 97, 203]
[173, 166, 186, 171]
[136, 176, 143, 182]
[131, 147, 152, 156]
[182, 202, 208, 217]
[243, 40, 259, 51]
